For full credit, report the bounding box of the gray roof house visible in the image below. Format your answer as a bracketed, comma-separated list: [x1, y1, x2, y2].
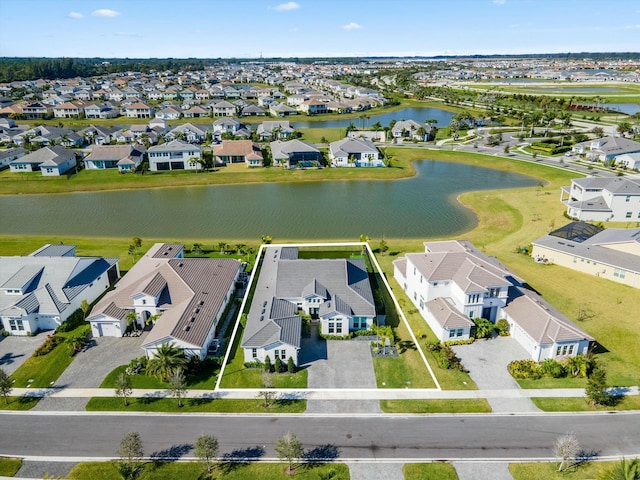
[329, 137, 383, 168]
[0, 147, 26, 170]
[0, 245, 119, 335]
[270, 139, 322, 168]
[148, 139, 202, 171]
[393, 240, 593, 360]
[87, 244, 242, 360]
[571, 136, 640, 162]
[9, 146, 77, 176]
[532, 222, 640, 289]
[241, 246, 376, 366]
[256, 120, 294, 141]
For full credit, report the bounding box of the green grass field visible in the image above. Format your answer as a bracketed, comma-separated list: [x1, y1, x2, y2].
[531, 395, 640, 412]
[380, 399, 491, 414]
[0, 458, 22, 477]
[509, 461, 620, 480]
[85, 396, 306, 413]
[403, 463, 459, 480]
[68, 461, 348, 480]
[0, 396, 40, 410]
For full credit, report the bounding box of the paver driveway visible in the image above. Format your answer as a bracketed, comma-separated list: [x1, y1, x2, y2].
[452, 336, 540, 412]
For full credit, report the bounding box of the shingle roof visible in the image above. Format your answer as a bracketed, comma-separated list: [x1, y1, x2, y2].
[425, 297, 474, 330]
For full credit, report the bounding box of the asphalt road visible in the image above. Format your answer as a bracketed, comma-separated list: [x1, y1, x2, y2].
[1, 412, 639, 461]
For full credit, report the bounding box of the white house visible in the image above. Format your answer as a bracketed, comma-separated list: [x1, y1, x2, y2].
[616, 153, 640, 171]
[148, 139, 202, 171]
[0, 245, 119, 335]
[9, 146, 77, 176]
[560, 176, 640, 221]
[87, 244, 241, 360]
[241, 246, 376, 366]
[393, 240, 593, 361]
[270, 139, 322, 168]
[329, 137, 383, 167]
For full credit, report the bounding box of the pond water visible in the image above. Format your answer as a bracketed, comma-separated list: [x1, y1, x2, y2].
[0, 161, 537, 240]
[292, 107, 455, 129]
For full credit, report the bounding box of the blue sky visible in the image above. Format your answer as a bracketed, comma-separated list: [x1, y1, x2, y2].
[1, 0, 639, 58]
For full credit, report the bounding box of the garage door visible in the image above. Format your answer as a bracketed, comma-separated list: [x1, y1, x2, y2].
[98, 323, 120, 337]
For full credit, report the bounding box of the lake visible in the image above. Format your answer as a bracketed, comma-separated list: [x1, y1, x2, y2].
[0, 161, 537, 240]
[292, 107, 455, 129]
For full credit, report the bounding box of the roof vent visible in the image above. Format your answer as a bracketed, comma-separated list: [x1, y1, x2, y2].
[193, 308, 199, 314]
[199, 300, 205, 306]
[190, 317, 196, 323]
[260, 315, 264, 321]
[178, 262, 184, 267]
[184, 325, 190, 331]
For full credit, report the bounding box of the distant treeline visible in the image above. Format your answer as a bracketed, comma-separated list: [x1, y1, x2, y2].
[1, 52, 638, 83]
[0, 57, 361, 83]
[366, 52, 640, 61]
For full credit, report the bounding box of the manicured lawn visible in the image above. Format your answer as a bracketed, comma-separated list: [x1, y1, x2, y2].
[68, 461, 349, 480]
[380, 399, 491, 414]
[0, 458, 22, 476]
[298, 127, 344, 144]
[531, 395, 640, 412]
[517, 377, 587, 389]
[509, 461, 616, 480]
[10, 324, 91, 388]
[100, 358, 221, 390]
[403, 463, 459, 480]
[0, 396, 40, 410]
[85, 396, 306, 413]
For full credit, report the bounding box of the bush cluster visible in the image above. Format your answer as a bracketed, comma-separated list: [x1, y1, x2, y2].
[427, 342, 467, 372]
[34, 335, 64, 356]
[55, 309, 85, 333]
[262, 355, 296, 374]
[508, 355, 592, 380]
[530, 141, 572, 155]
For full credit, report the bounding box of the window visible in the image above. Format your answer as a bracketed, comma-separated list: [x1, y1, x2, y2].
[568, 345, 574, 355]
[142, 299, 147, 305]
[561, 345, 568, 356]
[414, 292, 417, 301]
[456, 329, 463, 337]
[274, 350, 280, 359]
[626, 212, 632, 219]
[449, 330, 456, 338]
[626, 196, 631, 203]
[419, 297, 424, 310]
[281, 350, 286, 360]
[336, 324, 342, 334]
[556, 346, 562, 356]
[433, 281, 438, 286]
[488, 288, 499, 298]
[614, 268, 627, 279]
[328, 323, 334, 334]
[469, 311, 474, 318]
[252, 348, 257, 359]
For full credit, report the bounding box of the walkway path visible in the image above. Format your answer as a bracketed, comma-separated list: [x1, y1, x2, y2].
[453, 462, 514, 480]
[12, 385, 639, 401]
[348, 462, 404, 480]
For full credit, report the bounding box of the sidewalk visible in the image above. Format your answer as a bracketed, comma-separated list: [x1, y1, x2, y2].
[11, 386, 639, 400]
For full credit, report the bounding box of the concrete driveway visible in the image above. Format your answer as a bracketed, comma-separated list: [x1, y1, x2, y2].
[0, 333, 48, 376]
[301, 325, 380, 413]
[452, 336, 540, 413]
[32, 333, 147, 411]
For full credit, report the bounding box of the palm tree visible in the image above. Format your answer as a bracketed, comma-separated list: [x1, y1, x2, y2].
[597, 458, 640, 480]
[146, 343, 187, 381]
[126, 311, 139, 332]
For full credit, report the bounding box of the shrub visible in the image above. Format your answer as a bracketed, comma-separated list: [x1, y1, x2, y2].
[243, 361, 263, 369]
[34, 335, 65, 356]
[540, 358, 566, 378]
[55, 308, 84, 333]
[287, 357, 295, 374]
[263, 355, 272, 373]
[430, 342, 467, 372]
[508, 359, 542, 379]
[496, 319, 510, 336]
[320, 333, 353, 340]
[354, 329, 376, 337]
[274, 357, 284, 374]
[443, 338, 475, 346]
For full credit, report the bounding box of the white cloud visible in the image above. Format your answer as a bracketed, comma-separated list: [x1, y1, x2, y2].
[624, 24, 640, 29]
[273, 2, 300, 11]
[68, 11, 84, 19]
[92, 9, 120, 17]
[493, 0, 506, 4]
[341, 22, 362, 31]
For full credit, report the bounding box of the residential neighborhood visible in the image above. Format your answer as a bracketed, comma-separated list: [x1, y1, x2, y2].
[1, 4, 640, 477]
